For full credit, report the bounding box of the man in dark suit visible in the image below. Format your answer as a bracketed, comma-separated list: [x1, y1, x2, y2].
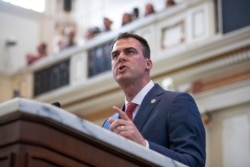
[103, 32, 206, 167]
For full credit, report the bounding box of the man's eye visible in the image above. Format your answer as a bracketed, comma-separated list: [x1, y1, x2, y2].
[112, 53, 118, 59]
[126, 49, 135, 55]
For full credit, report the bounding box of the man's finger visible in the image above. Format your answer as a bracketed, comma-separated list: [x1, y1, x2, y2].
[113, 106, 130, 120]
[108, 117, 115, 124]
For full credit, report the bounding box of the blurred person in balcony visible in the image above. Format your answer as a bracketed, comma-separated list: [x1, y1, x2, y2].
[59, 27, 77, 51]
[53, 23, 66, 53]
[85, 26, 101, 40]
[144, 3, 156, 16]
[26, 42, 47, 65]
[78, 26, 100, 46]
[102, 32, 206, 167]
[132, 7, 140, 21]
[121, 12, 133, 26]
[166, 0, 176, 8]
[101, 17, 113, 32]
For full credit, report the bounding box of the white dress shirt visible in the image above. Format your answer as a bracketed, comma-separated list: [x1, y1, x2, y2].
[124, 80, 154, 148]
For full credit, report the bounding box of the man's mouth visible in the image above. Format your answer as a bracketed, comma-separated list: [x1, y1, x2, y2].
[118, 65, 126, 73]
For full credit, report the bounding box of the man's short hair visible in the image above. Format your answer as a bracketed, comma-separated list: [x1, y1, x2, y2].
[111, 32, 151, 58]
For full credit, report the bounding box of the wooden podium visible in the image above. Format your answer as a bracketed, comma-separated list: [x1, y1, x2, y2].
[0, 98, 187, 167]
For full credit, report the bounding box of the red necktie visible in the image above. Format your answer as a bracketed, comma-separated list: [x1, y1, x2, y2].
[125, 102, 137, 120]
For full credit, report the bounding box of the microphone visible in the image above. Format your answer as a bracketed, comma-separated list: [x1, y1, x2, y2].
[51, 102, 61, 108]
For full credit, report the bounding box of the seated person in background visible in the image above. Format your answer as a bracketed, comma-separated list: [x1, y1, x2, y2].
[59, 27, 76, 51]
[166, 0, 176, 8]
[121, 12, 133, 26]
[85, 27, 101, 40]
[26, 42, 47, 65]
[144, 3, 155, 16]
[102, 17, 113, 32]
[132, 7, 140, 20]
[54, 37, 65, 53]
[53, 27, 66, 53]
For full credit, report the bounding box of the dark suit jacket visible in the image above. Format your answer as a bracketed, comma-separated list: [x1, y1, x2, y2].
[103, 84, 206, 167]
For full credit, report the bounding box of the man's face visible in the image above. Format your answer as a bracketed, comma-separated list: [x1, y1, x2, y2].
[111, 37, 152, 84]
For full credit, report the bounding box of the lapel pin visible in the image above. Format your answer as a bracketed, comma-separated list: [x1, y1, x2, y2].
[151, 99, 156, 104]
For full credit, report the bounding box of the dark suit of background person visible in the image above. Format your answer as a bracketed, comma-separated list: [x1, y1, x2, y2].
[102, 32, 206, 167]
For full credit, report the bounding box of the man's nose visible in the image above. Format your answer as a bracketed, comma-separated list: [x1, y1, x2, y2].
[118, 53, 126, 62]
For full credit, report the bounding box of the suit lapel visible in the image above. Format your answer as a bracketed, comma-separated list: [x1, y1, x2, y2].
[133, 84, 164, 131]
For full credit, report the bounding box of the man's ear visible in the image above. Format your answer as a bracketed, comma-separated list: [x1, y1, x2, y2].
[145, 59, 153, 71]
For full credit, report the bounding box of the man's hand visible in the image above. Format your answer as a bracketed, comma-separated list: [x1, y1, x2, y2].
[109, 106, 147, 147]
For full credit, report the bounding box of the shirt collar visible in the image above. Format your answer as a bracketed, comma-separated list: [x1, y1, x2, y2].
[125, 80, 154, 106]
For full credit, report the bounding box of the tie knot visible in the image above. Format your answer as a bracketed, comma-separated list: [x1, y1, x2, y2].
[126, 102, 137, 120]
[127, 102, 137, 106]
